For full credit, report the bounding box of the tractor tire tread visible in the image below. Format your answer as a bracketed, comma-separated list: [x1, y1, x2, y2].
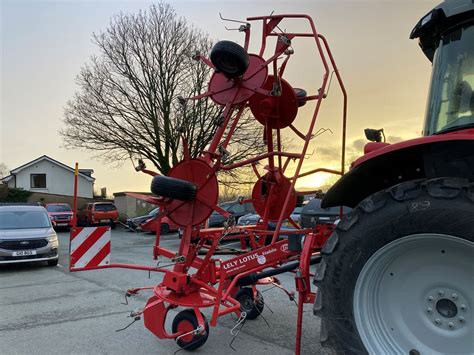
[313, 259, 327, 283]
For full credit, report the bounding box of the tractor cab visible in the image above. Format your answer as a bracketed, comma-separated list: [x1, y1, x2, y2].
[411, 0, 474, 135]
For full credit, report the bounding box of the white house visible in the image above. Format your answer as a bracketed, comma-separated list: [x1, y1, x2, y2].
[2, 155, 95, 198]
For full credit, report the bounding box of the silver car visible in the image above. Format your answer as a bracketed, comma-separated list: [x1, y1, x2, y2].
[0, 205, 59, 266]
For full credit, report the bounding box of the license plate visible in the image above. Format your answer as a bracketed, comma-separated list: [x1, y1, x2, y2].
[57, 223, 68, 226]
[13, 250, 37, 257]
[100, 219, 109, 223]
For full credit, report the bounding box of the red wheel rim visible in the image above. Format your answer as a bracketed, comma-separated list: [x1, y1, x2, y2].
[249, 75, 298, 129]
[252, 173, 296, 221]
[177, 319, 195, 343]
[167, 159, 218, 227]
[209, 54, 268, 105]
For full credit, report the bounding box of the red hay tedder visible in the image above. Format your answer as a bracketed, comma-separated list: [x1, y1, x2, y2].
[70, 2, 474, 354]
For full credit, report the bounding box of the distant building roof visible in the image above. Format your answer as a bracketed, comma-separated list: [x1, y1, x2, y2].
[78, 169, 94, 177]
[2, 155, 95, 182]
[2, 175, 14, 183]
[113, 191, 153, 197]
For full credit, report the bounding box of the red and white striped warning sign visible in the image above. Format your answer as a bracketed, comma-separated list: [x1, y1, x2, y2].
[69, 227, 111, 270]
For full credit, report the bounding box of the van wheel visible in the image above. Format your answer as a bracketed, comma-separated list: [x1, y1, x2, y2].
[47, 259, 59, 267]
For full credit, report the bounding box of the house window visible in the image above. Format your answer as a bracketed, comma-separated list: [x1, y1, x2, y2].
[30, 174, 46, 188]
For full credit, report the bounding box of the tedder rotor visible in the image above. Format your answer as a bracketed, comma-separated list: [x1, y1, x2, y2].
[70, 13, 348, 355]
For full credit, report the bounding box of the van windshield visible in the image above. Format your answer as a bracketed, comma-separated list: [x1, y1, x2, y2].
[0, 211, 51, 229]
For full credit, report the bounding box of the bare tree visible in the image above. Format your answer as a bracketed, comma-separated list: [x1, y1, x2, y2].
[62, 3, 265, 175]
[0, 163, 8, 180]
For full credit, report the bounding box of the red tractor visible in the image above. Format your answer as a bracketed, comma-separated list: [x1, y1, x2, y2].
[316, 1, 474, 354]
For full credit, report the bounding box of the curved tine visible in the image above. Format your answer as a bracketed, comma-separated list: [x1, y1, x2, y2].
[219, 12, 248, 25]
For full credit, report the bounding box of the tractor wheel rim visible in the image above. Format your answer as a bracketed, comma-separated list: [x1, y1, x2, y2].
[353, 234, 473, 355]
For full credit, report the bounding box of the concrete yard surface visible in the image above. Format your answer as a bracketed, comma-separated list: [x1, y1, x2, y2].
[0, 229, 333, 354]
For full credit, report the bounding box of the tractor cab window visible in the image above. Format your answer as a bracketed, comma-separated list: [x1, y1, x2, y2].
[424, 24, 474, 135]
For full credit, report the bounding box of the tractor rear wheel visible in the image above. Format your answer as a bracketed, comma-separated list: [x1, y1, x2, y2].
[314, 178, 474, 355]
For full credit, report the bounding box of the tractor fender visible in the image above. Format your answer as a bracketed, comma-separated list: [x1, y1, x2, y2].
[322, 132, 474, 208]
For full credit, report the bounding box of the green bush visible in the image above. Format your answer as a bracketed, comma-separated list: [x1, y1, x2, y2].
[0, 187, 32, 202]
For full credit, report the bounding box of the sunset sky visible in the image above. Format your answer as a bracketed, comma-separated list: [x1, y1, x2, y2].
[1, 0, 440, 195]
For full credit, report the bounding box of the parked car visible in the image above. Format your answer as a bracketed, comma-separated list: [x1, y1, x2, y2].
[77, 202, 119, 228]
[140, 213, 179, 234]
[126, 208, 159, 230]
[208, 200, 255, 227]
[235, 205, 303, 245]
[0, 205, 59, 266]
[237, 205, 304, 228]
[237, 213, 260, 226]
[288, 205, 304, 226]
[300, 198, 351, 228]
[45, 203, 73, 230]
[127, 207, 179, 234]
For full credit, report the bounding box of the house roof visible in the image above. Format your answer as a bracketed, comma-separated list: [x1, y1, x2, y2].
[4, 155, 95, 182]
[2, 175, 14, 182]
[113, 191, 153, 197]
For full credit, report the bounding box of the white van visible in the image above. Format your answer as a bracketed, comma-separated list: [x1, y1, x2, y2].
[0, 205, 59, 266]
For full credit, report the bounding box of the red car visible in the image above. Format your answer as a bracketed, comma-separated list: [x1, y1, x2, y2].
[45, 203, 74, 230]
[140, 211, 179, 234]
[77, 202, 119, 228]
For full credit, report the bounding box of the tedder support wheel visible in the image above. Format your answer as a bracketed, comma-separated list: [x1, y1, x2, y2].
[314, 178, 474, 355]
[172, 309, 209, 351]
[210, 40, 250, 78]
[236, 287, 264, 320]
[151, 175, 197, 201]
